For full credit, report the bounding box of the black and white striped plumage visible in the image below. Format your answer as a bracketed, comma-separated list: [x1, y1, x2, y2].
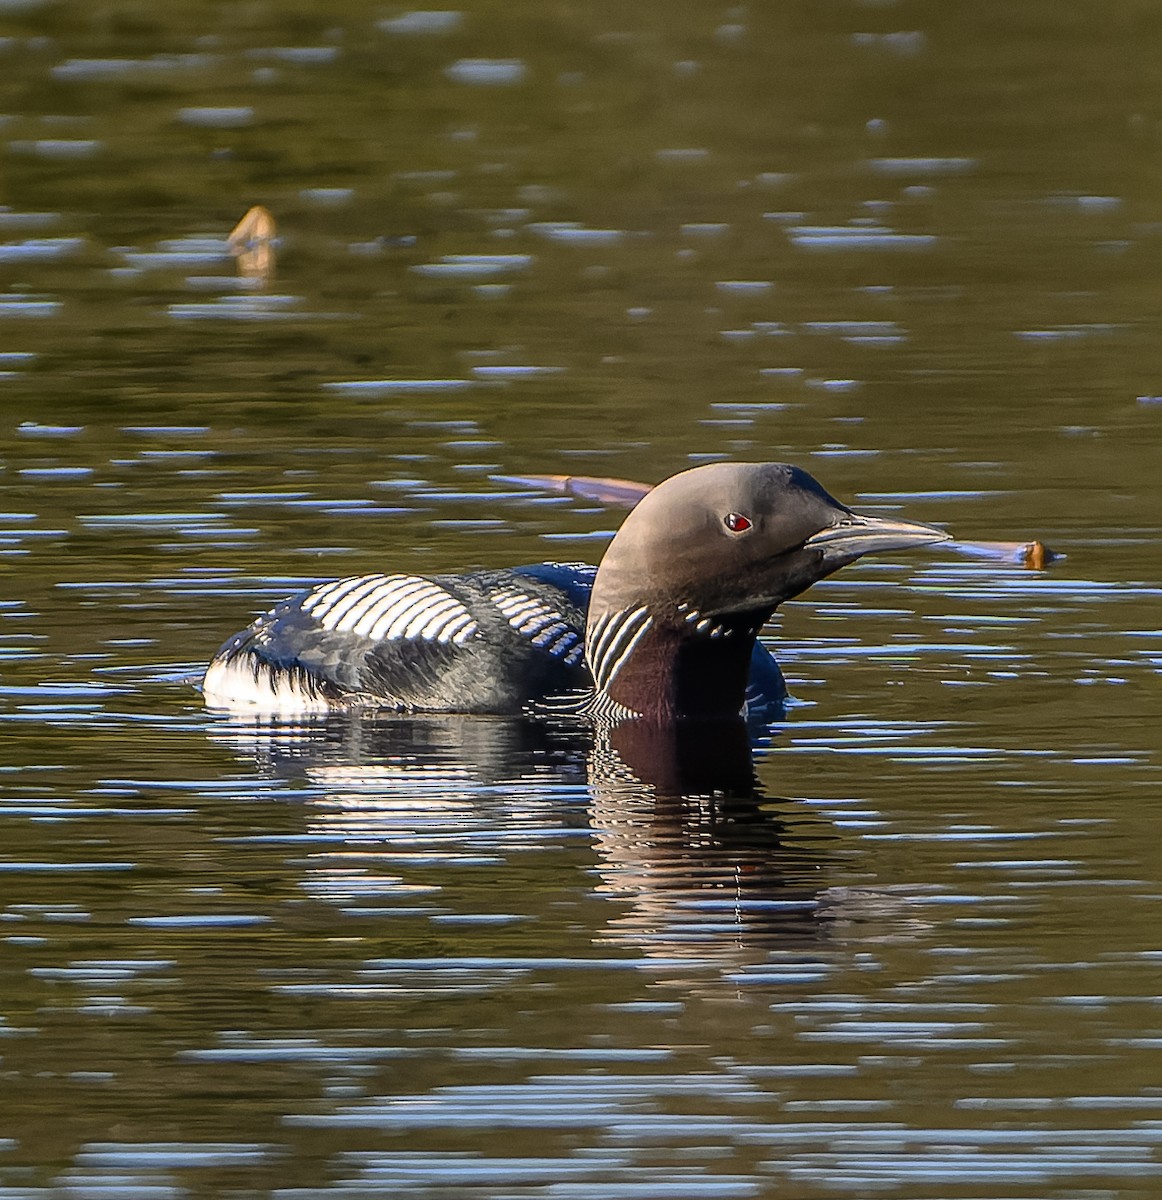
[203, 563, 592, 715]
[586, 606, 654, 696]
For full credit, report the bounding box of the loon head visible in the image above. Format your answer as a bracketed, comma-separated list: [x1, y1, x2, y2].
[585, 461, 949, 720]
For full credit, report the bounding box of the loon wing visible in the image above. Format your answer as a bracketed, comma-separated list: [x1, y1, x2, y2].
[202, 570, 589, 715]
[202, 574, 476, 712]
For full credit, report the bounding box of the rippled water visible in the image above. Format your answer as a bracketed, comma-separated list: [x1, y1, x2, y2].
[2, 2, 1161, 1197]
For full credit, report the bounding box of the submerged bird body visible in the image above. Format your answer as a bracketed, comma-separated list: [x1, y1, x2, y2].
[203, 462, 948, 721]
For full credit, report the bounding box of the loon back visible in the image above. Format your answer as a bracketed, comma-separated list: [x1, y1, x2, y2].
[203, 563, 593, 715]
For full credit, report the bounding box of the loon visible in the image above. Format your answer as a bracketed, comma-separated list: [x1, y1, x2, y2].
[202, 461, 949, 721]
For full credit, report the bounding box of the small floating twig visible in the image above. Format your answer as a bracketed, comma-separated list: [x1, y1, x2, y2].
[493, 473, 651, 508]
[945, 539, 1061, 568]
[496, 472, 1061, 569]
[227, 204, 276, 283]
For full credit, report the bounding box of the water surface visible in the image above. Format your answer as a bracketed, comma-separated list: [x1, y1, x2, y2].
[1, 2, 1161, 1197]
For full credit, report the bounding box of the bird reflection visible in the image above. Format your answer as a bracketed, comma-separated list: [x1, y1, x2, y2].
[587, 719, 830, 960]
[216, 708, 589, 785]
[207, 710, 836, 964]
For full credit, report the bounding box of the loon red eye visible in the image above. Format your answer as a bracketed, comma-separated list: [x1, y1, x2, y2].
[723, 512, 752, 534]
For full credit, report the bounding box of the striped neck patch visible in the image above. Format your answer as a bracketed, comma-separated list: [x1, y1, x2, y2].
[586, 605, 654, 693]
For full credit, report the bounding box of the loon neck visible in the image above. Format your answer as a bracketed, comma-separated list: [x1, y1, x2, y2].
[585, 603, 768, 722]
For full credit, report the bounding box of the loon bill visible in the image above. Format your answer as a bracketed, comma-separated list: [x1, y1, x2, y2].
[201, 461, 950, 721]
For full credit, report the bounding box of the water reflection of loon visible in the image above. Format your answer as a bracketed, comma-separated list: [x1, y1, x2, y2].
[210, 711, 843, 964]
[587, 719, 833, 959]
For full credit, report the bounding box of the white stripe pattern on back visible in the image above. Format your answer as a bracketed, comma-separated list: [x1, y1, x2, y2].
[490, 587, 584, 665]
[301, 574, 478, 645]
[586, 605, 653, 692]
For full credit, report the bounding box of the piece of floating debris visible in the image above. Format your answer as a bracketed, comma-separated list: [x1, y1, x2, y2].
[228, 205, 276, 283]
[492, 473, 651, 508]
[946, 540, 1062, 569]
[500, 473, 1060, 570]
